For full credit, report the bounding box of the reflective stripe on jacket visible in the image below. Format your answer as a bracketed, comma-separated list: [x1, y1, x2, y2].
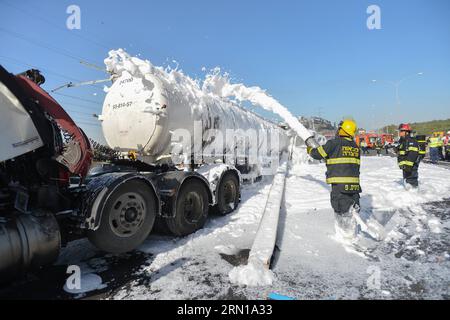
[428, 137, 443, 148]
[415, 135, 427, 155]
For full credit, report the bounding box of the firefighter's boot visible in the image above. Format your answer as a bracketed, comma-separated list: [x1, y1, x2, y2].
[334, 210, 357, 242]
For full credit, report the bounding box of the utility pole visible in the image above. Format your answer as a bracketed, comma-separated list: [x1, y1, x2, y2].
[371, 72, 423, 106]
[371, 72, 423, 135]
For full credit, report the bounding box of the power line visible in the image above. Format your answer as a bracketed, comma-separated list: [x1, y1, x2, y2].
[75, 121, 101, 127]
[72, 117, 101, 126]
[71, 117, 99, 125]
[65, 108, 98, 117]
[0, 56, 105, 115]
[1, 1, 204, 91]
[0, 55, 106, 90]
[72, 117, 99, 125]
[0, 27, 105, 71]
[50, 78, 110, 93]
[58, 101, 102, 112]
[1, 1, 182, 73]
[1, 55, 79, 82]
[3, 1, 112, 51]
[53, 92, 103, 105]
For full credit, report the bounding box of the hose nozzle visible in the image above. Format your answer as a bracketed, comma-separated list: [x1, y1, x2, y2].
[305, 137, 320, 149]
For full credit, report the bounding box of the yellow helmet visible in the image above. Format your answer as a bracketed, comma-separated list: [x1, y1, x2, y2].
[338, 119, 357, 137]
[128, 150, 137, 161]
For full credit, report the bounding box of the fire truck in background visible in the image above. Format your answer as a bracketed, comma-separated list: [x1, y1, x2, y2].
[355, 131, 394, 149]
[379, 133, 394, 145]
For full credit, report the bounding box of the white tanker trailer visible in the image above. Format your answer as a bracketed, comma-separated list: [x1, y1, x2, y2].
[89, 50, 295, 244]
[100, 66, 291, 172]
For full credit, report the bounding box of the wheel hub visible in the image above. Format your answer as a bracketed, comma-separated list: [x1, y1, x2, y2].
[223, 180, 236, 205]
[109, 193, 147, 237]
[124, 207, 138, 222]
[183, 192, 203, 223]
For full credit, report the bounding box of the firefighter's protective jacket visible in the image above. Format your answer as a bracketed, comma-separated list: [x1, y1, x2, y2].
[308, 136, 361, 193]
[397, 136, 420, 170]
[415, 135, 427, 157]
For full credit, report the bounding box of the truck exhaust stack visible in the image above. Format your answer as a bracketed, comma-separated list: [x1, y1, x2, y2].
[0, 213, 60, 281]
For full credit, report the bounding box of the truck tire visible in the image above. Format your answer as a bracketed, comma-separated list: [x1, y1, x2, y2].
[87, 180, 156, 253]
[215, 172, 240, 215]
[166, 179, 209, 237]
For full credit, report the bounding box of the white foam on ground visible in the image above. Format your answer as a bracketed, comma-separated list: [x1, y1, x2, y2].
[93, 156, 450, 299]
[229, 259, 276, 287]
[214, 244, 240, 255]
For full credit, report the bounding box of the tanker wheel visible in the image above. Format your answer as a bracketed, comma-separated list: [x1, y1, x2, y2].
[87, 180, 156, 253]
[166, 179, 209, 237]
[214, 172, 240, 215]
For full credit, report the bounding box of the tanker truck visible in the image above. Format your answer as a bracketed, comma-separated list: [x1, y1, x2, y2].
[0, 52, 317, 280]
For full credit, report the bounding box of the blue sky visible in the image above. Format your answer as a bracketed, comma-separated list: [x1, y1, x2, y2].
[1, 0, 449, 143]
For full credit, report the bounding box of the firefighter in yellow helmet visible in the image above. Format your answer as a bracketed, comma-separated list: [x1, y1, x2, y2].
[308, 119, 361, 241]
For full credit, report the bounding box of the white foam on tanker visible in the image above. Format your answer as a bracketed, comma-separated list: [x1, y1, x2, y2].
[104, 49, 205, 117]
[202, 69, 313, 141]
[104, 49, 312, 141]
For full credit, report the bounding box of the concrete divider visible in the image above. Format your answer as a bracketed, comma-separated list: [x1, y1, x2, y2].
[228, 154, 291, 286]
[248, 160, 288, 269]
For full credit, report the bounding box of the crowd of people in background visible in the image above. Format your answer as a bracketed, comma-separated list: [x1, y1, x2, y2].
[357, 130, 450, 164]
[427, 131, 450, 163]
